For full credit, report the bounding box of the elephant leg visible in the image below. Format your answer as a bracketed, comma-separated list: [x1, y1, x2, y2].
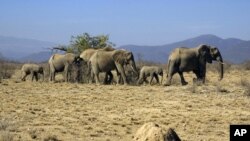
[154, 74, 160, 84]
[193, 70, 202, 82]
[92, 67, 100, 85]
[49, 72, 52, 81]
[144, 74, 149, 84]
[117, 72, 123, 84]
[137, 77, 142, 85]
[116, 63, 127, 85]
[107, 71, 113, 84]
[164, 61, 176, 86]
[88, 71, 95, 83]
[115, 67, 123, 84]
[201, 68, 206, 84]
[53, 72, 56, 81]
[50, 69, 55, 82]
[149, 74, 154, 85]
[199, 64, 206, 84]
[178, 72, 188, 85]
[22, 73, 28, 81]
[104, 72, 113, 84]
[64, 65, 69, 82]
[35, 73, 38, 81]
[137, 72, 144, 85]
[94, 73, 101, 85]
[31, 72, 35, 81]
[42, 73, 45, 81]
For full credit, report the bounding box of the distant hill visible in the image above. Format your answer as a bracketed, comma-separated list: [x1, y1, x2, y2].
[0, 36, 56, 61]
[119, 34, 250, 63]
[1, 34, 250, 63]
[19, 51, 53, 63]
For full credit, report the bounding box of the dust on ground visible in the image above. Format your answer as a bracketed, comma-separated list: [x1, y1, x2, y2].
[1, 70, 250, 141]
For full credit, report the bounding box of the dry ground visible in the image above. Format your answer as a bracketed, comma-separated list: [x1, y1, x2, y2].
[0, 69, 250, 141]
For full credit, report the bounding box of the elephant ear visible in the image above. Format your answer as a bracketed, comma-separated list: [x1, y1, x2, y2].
[74, 55, 83, 63]
[113, 50, 126, 64]
[126, 52, 134, 61]
[210, 47, 219, 58]
[198, 44, 212, 63]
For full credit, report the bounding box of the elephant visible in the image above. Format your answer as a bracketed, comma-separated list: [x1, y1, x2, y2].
[48, 53, 81, 82]
[164, 44, 224, 86]
[21, 64, 44, 81]
[89, 49, 138, 85]
[79, 46, 116, 84]
[137, 66, 163, 85]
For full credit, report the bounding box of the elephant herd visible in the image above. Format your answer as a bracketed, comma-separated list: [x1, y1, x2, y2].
[21, 44, 224, 86]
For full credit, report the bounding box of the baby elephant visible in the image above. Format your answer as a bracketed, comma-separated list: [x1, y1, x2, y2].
[21, 64, 44, 81]
[137, 66, 163, 85]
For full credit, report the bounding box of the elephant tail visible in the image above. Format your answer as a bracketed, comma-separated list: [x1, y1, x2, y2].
[167, 59, 171, 78]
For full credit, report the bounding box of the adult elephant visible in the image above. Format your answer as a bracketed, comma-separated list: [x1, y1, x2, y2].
[137, 66, 163, 85]
[21, 64, 44, 81]
[164, 44, 223, 86]
[89, 49, 138, 85]
[80, 46, 115, 84]
[48, 53, 81, 82]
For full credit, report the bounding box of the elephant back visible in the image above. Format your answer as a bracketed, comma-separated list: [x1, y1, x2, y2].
[80, 49, 96, 62]
[22, 64, 39, 72]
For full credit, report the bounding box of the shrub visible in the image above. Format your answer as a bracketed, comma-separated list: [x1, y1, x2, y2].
[0, 60, 21, 79]
[240, 78, 250, 96]
[241, 60, 250, 70]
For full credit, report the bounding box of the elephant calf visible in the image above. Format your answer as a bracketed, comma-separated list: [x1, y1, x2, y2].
[21, 64, 44, 81]
[137, 66, 163, 85]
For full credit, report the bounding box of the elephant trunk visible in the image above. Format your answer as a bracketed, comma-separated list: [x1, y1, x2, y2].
[129, 60, 139, 78]
[40, 71, 44, 81]
[42, 73, 44, 81]
[216, 55, 223, 80]
[160, 75, 163, 84]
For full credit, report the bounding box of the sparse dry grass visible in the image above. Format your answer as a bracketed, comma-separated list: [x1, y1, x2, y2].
[0, 67, 250, 141]
[0, 131, 13, 141]
[240, 78, 250, 96]
[0, 120, 13, 141]
[0, 60, 21, 80]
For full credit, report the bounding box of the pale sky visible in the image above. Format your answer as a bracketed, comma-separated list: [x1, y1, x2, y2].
[1, 0, 250, 46]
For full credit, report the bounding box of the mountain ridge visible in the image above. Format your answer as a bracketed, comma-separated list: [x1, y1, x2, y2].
[0, 35, 56, 60]
[0, 34, 250, 63]
[119, 34, 250, 63]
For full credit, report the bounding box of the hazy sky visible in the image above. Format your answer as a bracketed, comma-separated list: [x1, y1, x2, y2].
[0, 0, 250, 46]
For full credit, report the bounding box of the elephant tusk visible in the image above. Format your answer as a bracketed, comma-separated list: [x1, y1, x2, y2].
[217, 61, 225, 65]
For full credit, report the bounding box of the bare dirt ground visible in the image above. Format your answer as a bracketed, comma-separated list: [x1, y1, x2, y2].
[1, 69, 250, 141]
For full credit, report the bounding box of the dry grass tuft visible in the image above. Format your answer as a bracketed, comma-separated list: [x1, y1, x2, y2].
[0, 60, 21, 79]
[0, 121, 9, 131]
[0, 131, 13, 141]
[188, 84, 197, 93]
[240, 78, 250, 96]
[216, 84, 229, 93]
[241, 61, 250, 70]
[0, 120, 13, 141]
[44, 135, 60, 141]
